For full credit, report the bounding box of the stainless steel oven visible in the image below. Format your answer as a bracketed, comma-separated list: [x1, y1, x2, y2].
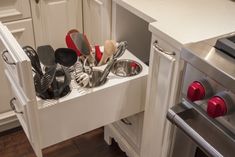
[167, 33, 235, 157]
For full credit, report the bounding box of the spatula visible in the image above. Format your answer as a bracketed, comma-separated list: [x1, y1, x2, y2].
[98, 40, 117, 66]
[54, 48, 77, 67]
[37, 45, 56, 67]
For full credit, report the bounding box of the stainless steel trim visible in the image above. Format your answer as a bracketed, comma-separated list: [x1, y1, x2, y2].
[10, 98, 23, 114]
[182, 40, 235, 93]
[153, 40, 175, 55]
[167, 99, 235, 157]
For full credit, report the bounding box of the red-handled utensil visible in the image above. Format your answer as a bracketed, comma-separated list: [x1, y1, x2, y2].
[95, 45, 103, 63]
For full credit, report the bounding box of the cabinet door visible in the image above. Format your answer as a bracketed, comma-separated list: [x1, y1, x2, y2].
[83, 0, 111, 45]
[30, 0, 83, 49]
[0, 0, 31, 22]
[0, 22, 42, 157]
[141, 37, 181, 157]
[0, 19, 35, 114]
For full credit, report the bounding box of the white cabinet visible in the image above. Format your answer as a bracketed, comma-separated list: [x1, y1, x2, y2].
[105, 112, 144, 157]
[30, 0, 83, 48]
[0, 0, 35, 132]
[140, 34, 182, 157]
[0, 0, 31, 22]
[83, 0, 111, 45]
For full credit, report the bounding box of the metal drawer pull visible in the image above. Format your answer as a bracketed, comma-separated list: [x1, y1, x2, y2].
[121, 118, 132, 125]
[10, 98, 23, 114]
[1, 50, 16, 65]
[153, 40, 175, 55]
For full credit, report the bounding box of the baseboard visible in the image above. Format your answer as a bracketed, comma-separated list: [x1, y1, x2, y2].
[104, 125, 140, 157]
[0, 111, 20, 132]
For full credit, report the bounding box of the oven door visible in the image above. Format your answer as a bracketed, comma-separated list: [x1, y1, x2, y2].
[167, 99, 235, 157]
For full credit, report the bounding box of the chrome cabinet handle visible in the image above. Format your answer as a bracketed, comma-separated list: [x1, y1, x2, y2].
[1, 50, 16, 65]
[10, 98, 23, 114]
[121, 118, 132, 125]
[153, 40, 175, 55]
[35, 0, 40, 4]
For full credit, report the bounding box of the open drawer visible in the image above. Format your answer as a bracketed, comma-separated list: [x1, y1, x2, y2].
[0, 22, 148, 156]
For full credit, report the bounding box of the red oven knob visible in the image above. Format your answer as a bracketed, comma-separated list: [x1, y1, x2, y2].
[207, 92, 233, 118]
[187, 81, 205, 101]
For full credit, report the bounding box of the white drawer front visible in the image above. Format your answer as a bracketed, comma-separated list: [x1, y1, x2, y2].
[114, 112, 144, 151]
[8, 71, 30, 139]
[0, 0, 31, 22]
[4, 19, 35, 48]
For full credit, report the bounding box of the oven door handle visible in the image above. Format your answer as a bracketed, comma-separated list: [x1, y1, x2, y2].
[167, 100, 224, 157]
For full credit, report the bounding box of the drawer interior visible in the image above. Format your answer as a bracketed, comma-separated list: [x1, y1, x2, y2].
[37, 50, 148, 148]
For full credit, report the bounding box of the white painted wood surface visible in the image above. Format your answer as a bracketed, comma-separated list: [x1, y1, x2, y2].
[140, 35, 182, 157]
[30, 0, 83, 48]
[0, 0, 31, 22]
[115, 0, 235, 44]
[83, 0, 112, 45]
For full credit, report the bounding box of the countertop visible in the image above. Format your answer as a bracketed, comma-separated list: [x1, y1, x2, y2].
[115, 0, 235, 47]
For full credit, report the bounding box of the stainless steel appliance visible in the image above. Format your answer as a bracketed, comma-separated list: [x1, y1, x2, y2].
[167, 33, 235, 157]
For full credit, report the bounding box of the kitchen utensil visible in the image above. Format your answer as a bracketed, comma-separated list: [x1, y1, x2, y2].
[22, 46, 43, 76]
[113, 41, 127, 59]
[70, 32, 91, 56]
[65, 32, 82, 56]
[37, 45, 56, 67]
[111, 59, 142, 77]
[40, 65, 57, 92]
[99, 58, 117, 83]
[95, 45, 103, 63]
[98, 40, 117, 66]
[54, 48, 77, 67]
[86, 70, 107, 88]
[75, 72, 89, 87]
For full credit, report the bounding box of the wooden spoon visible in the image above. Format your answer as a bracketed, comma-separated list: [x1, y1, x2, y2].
[98, 40, 117, 66]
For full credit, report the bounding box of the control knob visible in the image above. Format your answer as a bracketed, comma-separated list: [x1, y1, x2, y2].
[187, 79, 213, 102]
[207, 92, 234, 118]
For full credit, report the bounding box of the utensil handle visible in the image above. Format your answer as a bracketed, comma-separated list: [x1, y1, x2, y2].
[35, 0, 40, 4]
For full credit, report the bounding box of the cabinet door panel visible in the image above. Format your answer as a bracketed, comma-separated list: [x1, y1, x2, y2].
[0, 0, 31, 22]
[30, 0, 83, 48]
[83, 0, 111, 45]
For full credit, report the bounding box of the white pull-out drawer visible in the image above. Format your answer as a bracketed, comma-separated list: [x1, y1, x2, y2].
[0, 0, 31, 22]
[0, 22, 148, 156]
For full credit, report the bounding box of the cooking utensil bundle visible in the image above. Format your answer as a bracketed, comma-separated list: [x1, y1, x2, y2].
[23, 29, 127, 99]
[23, 45, 76, 99]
